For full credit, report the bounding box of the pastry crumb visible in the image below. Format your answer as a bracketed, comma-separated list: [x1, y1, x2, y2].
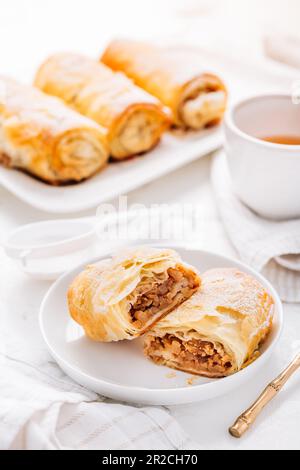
[166, 372, 177, 379]
[186, 376, 199, 386]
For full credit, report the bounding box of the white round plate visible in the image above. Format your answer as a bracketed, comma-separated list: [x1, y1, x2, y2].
[39, 247, 283, 406]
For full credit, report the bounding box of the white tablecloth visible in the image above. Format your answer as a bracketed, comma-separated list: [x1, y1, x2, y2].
[1, 154, 300, 450]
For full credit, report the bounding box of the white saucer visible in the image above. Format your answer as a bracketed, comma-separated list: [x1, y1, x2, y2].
[39, 247, 283, 406]
[275, 254, 300, 272]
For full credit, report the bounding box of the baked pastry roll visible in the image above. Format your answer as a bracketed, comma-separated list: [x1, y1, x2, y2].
[144, 268, 274, 378]
[0, 76, 108, 184]
[34, 53, 170, 160]
[101, 39, 227, 130]
[68, 247, 200, 342]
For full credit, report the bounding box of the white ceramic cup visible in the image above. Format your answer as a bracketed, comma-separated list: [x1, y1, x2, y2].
[224, 94, 300, 220]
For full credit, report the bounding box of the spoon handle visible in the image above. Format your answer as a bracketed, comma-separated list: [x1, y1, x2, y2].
[229, 353, 300, 438]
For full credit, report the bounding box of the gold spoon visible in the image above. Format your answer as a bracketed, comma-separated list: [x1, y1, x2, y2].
[229, 353, 300, 438]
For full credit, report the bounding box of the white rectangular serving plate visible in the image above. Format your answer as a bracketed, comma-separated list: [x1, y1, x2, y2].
[0, 48, 291, 214]
[0, 128, 222, 214]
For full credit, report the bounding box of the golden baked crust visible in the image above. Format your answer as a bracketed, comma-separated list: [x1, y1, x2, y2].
[101, 39, 227, 129]
[144, 268, 274, 378]
[0, 76, 108, 184]
[68, 246, 200, 342]
[34, 53, 170, 160]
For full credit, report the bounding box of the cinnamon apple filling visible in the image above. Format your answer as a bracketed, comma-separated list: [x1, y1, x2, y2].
[181, 90, 227, 130]
[144, 334, 234, 378]
[129, 267, 199, 329]
[110, 109, 166, 160]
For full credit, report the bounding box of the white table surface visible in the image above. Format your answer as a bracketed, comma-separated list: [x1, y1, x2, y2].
[1, 0, 300, 451]
[1, 153, 299, 450]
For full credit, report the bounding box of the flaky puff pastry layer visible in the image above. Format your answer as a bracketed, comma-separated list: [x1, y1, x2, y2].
[68, 247, 200, 342]
[144, 268, 274, 378]
[0, 76, 108, 184]
[34, 53, 170, 160]
[101, 39, 227, 129]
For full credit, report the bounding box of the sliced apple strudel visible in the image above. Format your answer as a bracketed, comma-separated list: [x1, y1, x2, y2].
[68, 247, 200, 342]
[101, 39, 227, 130]
[144, 268, 274, 378]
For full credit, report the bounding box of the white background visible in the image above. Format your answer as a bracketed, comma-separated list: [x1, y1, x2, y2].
[1, 0, 300, 81]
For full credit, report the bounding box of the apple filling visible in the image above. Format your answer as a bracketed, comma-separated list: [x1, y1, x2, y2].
[110, 109, 167, 160]
[181, 90, 227, 130]
[144, 333, 234, 378]
[129, 267, 199, 330]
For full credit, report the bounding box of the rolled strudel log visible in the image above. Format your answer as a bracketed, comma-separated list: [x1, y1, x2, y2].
[0, 76, 108, 184]
[101, 39, 227, 130]
[35, 53, 170, 160]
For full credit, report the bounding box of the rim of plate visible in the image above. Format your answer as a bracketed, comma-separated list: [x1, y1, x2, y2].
[39, 247, 283, 397]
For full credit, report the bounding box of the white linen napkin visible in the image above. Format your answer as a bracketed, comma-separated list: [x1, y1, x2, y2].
[0, 248, 201, 451]
[211, 151, 300, 303]
[0, 350, 200, 450]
